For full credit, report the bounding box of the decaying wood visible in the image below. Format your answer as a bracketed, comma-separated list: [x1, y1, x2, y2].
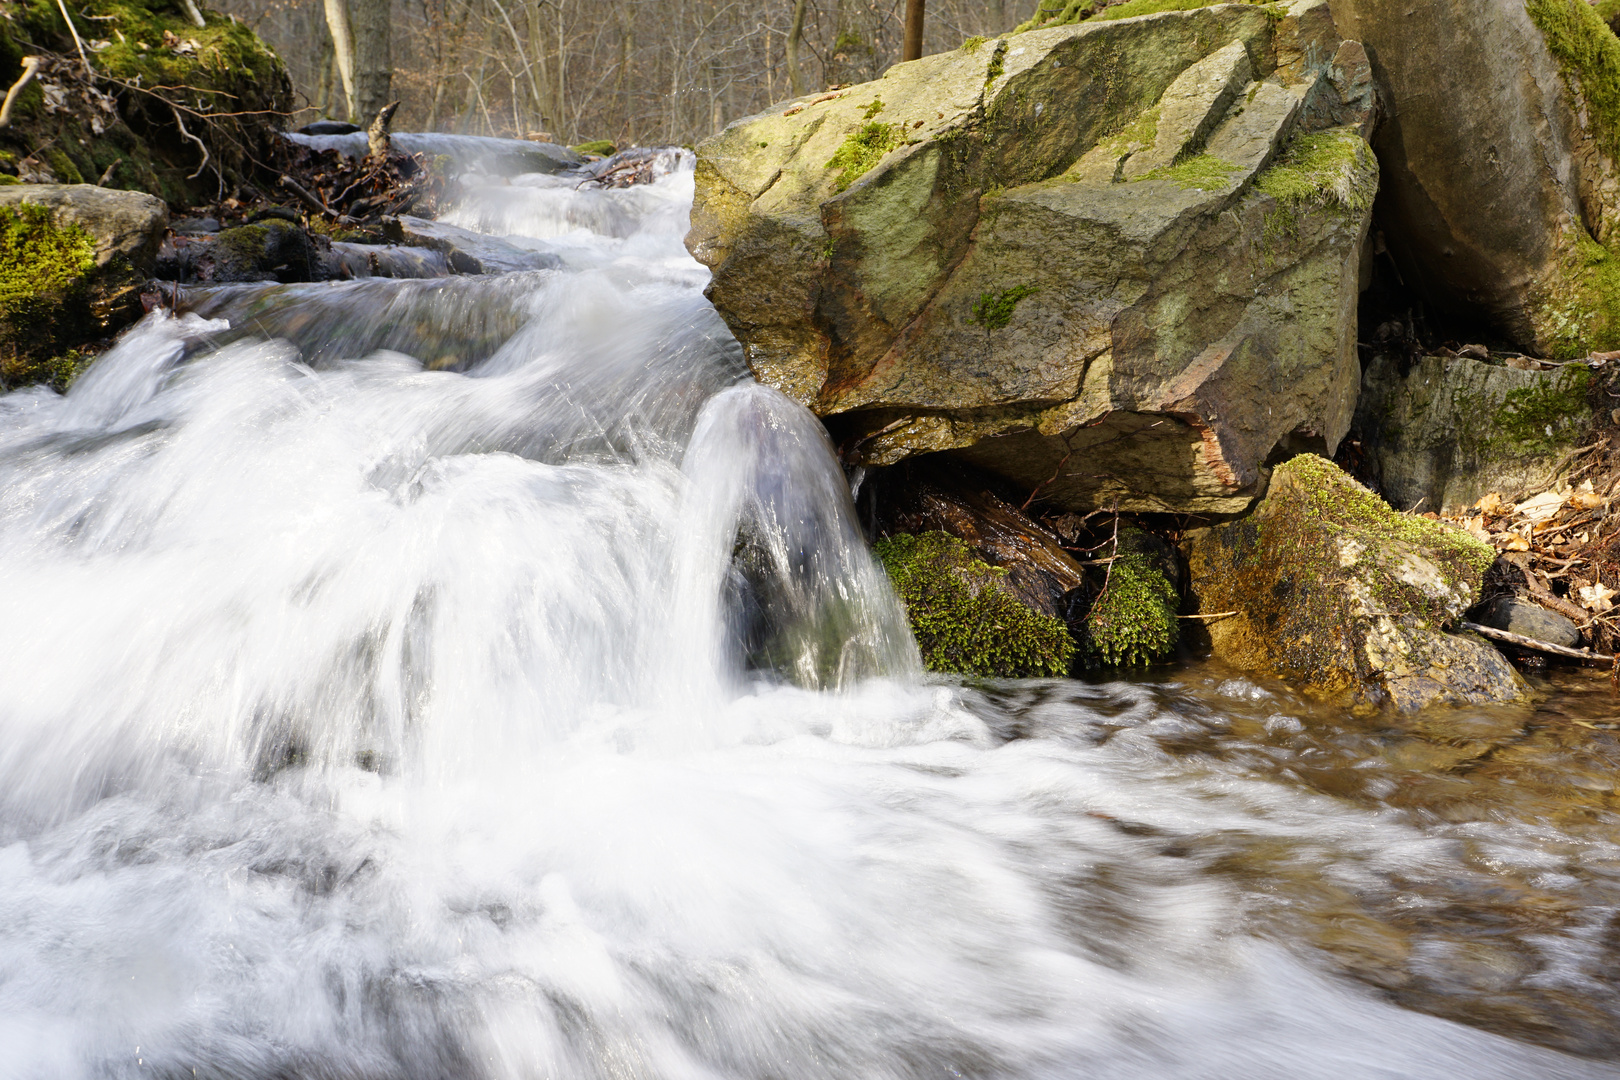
[0, 56, 41, 129]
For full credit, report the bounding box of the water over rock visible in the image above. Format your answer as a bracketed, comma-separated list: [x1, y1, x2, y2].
[689, 0, 1377, 513]
[1327, 0, 1620, 356]
[1184, 454, 1525, 709]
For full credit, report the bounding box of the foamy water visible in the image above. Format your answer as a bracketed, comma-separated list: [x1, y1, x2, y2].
[0, 148, 1616, 1079]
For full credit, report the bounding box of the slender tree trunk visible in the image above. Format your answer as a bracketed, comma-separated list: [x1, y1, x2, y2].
[351, 0, 392, 123]
[903, 0, 925, 60]
[322, 0, 357, 120]
[314, 29, 336, 115]
[785, 0, 807, 96]
[988, 0, 1005, 33]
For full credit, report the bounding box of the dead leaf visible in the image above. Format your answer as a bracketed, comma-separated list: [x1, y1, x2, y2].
[1515, 490, 1567, 523]
[1475, 492, 1505, 516]
[1498, 534, 1531, 551]
[1579, 582, 1617, 611]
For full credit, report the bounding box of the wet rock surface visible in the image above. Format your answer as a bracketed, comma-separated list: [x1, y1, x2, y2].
[1184, 454, 1525, 709]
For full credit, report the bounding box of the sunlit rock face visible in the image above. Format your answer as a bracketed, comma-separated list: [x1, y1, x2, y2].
[689, 0, 1377, 512]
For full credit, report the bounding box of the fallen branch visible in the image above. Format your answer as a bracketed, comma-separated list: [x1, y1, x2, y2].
[0, 56, 41, 129]
[170, 102, 210, 180]
[96, 157, 121, 186]
[1179, 611, 1237, 620]
[1461, 620, 1614, 662]
[53, 0, 93, 74]
[278, 173, 333, 217]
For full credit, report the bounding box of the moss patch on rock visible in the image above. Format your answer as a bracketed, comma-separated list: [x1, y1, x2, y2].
[1018, 0, 1274, 31]
[0, 202, 97, 390]
[874, 530, 1076, 677]
[1255, 127, 1378, 214]
[1526, 0, 1620, 169]
[826, 121, 904, 192]
[1536, 231, 1620, 358]
[969, 283, 1037, 328]
[1183, 455, 1519, 709]
[1135, 152, 1240, 190]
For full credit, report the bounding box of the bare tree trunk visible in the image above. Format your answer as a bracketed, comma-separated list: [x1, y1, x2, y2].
[314, 28, 336, 115]
[988, 0, 1006, 33]
[785, 0, 807, 96]
[351, 0, 392, 123]
[322, 0, 357, 120]
[903, 0, 925, 60]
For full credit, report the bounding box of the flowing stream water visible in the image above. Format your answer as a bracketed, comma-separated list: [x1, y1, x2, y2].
[2, 148, 1620, 1079]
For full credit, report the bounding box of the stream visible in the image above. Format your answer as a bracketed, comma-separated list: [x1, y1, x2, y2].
[1, 146, 1618, 1079]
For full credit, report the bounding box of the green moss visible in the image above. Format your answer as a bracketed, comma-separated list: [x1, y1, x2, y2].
[0, 174, 18, 185]
[1537, 231, 1620, 357]
[1104, 105, 1159, 155]
[970, 283, 1037, 328]
[1274, 454, 1497, 581]
[874, 531, 1076, 678]
[1016, 0, 1095, 31]
[826, 121, 903, 191]
[1486, 364, 1594, 450]
[571, 140, 616, 156]
[1254, 127, 1377, 214]
[43, 148, 83, 186]
[960, 35, 987, 52]
[1526, 0, 1620, 169]
[1092, 0, 1278, 21]
[1596, 0, 1620, 31]
[216, 223, 269, 263]
[1084, 549, 1178, 667]
[0, 203, 98, 391]
[860, 98, 885, 120]
[985, 40, 1007, 85]
[1135, 152, 1239, 190]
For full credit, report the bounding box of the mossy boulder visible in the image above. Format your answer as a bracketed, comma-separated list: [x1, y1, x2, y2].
[0, 183, 165, 391]
[874, 530, 1076, 677]
[1353, 350, 1600, 512]
[691, 0, 1378, 513]
[1183, 455, 1526, 710]
[0, 0, 292, 205]
[1325, 0, 1620, 356]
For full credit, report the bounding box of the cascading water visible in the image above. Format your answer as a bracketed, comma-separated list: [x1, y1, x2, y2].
[2, 149, 1619, 1079]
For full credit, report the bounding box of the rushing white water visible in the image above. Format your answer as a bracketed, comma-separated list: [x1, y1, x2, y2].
[1, 152, 1618, 1079]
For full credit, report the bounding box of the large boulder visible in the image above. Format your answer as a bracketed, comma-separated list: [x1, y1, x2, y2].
[1326, 0, 1620, 357]
[690, 0, 1378, 512]
[1183, 455, 1525, 710]
[1352, 350, 1599, 512]
[0, 184, 166, 391]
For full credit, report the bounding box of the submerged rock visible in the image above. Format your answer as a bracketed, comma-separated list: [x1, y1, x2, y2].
[0, 184, 166, 390]
[1327, 0, 1620, 356]
[1352, 351, 1599, 513]
[1184, 455, 1525, 709]
[156, 218, 321, 283]
[690, 0, 1377, 512]
[873, 530, 1076, 677]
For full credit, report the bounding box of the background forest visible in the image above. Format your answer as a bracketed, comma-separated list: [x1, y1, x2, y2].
[213, 0, 1041, 146]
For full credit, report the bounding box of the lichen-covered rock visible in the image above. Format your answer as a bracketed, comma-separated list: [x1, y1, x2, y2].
[1326, 0, 1620, 357]
[0, 183, 165, 391]
[1183, 455, 1526, 709]
[690, 0, 1377, 513]
[874, 530, 1076, 677]
[1352, 351, 1598, 512]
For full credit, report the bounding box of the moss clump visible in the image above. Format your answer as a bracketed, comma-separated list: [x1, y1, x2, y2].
[1254, 127, 1377, 214]
[0, 203, 98, 391]
[1275, 454, 1497, 581]
[572, 140, 617, 156]
[1020, 0, 1274, 27]
[874, 531, 1076, 678]
[984, 40, 1007, 85]
[1135, 152, 1240, 191]
[1104, 106, 1159, 155]
[970, 283, 1037, 328]
[960, 35, 987, 52]
[1526, 0, 1620, 169]
[1084, 547, 1178, 667]
[826, 121, 903, 191]
[860, 98, 885, 120]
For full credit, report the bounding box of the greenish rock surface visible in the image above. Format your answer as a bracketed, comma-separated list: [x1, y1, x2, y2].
[874, 530, 1077, 677]
[1183, 455, 1526, 710]
[1325, 0, 1620, 356]
[1353, 351, 1599, 512]
[0, 183, 165, 391]
[690, 0, 1378, 512]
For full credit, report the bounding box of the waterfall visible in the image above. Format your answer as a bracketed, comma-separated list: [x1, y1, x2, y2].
[0, 148, 1614, 1080]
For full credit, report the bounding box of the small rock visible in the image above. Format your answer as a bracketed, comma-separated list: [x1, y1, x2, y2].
[1473, 596, 1582, 649]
